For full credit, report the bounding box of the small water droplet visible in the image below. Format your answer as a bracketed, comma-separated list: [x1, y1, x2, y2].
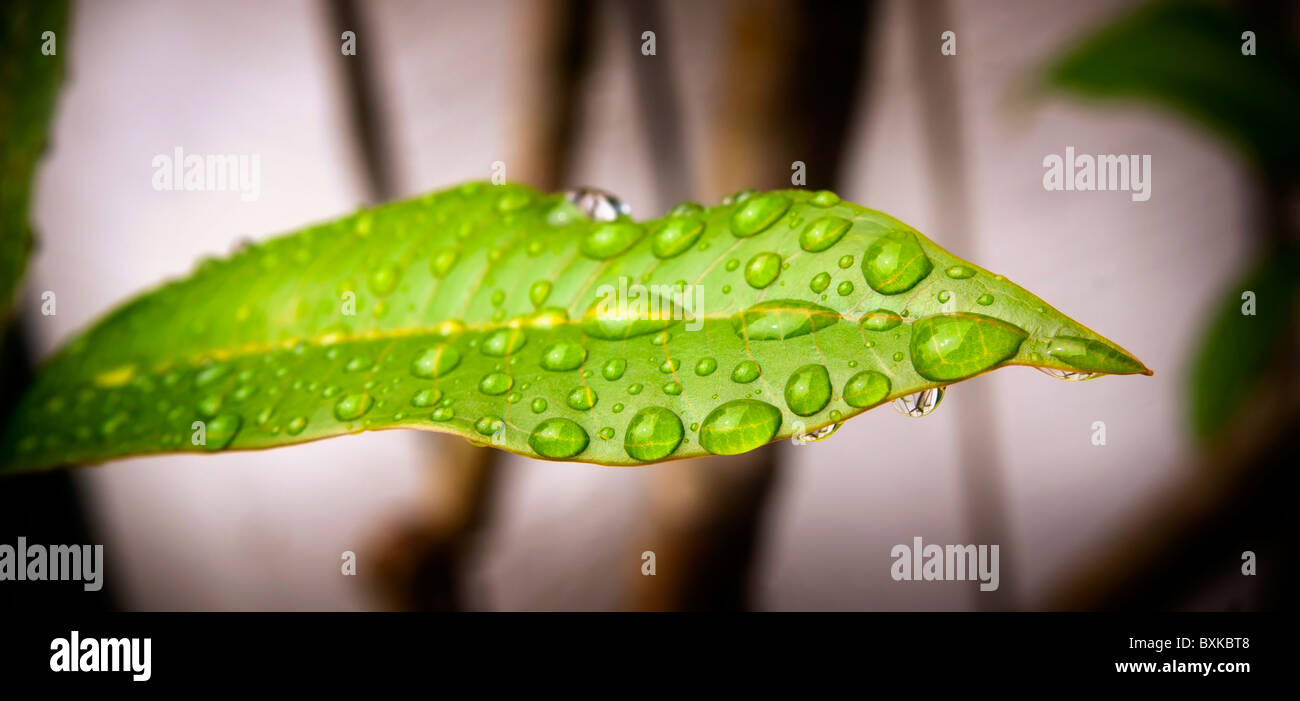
[744, 252, 782, 289]
[287, 416, 308, 435]
[793, 422, 841, 445]
[333, 392, 375, 421]
[412, 388, 443, 407]
[662, 381, 682, 395]
[411, 345, 461, 378]
[566, 386, 597, 410]
[945, 264, 976, 279]
[977, 293, 995, 306]
[530, 397, 548, 413]
[810, 272, 831, 294]
[695, 357, 718, 376]
[937, 290, 951, 303]
[602, 358, 627, 380]
[730, 193, 790, 237]
[529, 280, 553, 307]
[540, 342, 587, 371]
[731, 360, 761, 383]
[479, 373, 514, 395]
[799, 216, 852, 252]
[837, 281, 854, 296]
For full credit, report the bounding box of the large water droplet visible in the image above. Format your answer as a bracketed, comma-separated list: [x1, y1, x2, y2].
[581, 221, 644, 260]
[843, 370, 891, 407]
[481, 326, 528, 356]
[651, 216, 705, 258]
[861, 230, 933, 294]
[602, 358, 627, 380]
[894, 388, 944, 417]
[529, 417, 590, 459]
[203, 413, 242, 450]
[731, 300, 841, 340]
[860, 309, 903, 332]
[744, 252, 782, 289]
[1047, 335, 1148, 375]
[566, 386, 597, 410]
[540, 342, 587, 371]
[698, 399, 782, 455]
[799, 216, 852, 252]
[784, 364, 832, 416]
[729, 193, 790, 237]
[623, 406, 685, 461]
[479, 373, 513, 395]
[695, 357, 718, 376]
[909, 313, 1026, 382]
[410, 345, 461, 378]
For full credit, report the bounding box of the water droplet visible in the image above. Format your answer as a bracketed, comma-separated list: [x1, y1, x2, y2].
[367, 262, 401, 296]
[810, 272, 831, 293]
[837, 254, 854, 269]
[860, 309, 902, 332]
[744, 252, 782, 288]
[892, 351, 905, 362]
[612, 402, 625, 413]
[794, 422, 841, 444]
[479, 373, 513, 395]
[410, 345, 461, 379]
[581, 221, 644, 259]
[669, 201, 703, 217]
[810, 190, 840, 207]
[837, 281, 854, 296]
[581, 295, 677, 340]
[894, 388, 944, 417]
[194, 363, 230, 388]
[563, 187, 630, 221]
[977, 293, 994, 306]
[910, 313, 1027, 381]
[695, 357, 718, 376]
[624, 406, 685, 461]
[698, 399, 782, 455]
[861, 230, 933, 294]
[602, 359, 626, 380]
[843, 370, 891, 407]
[599, 427, 615, 440]
[540, 342, 587, 371]
[566, 386, 597, 410]
[731, 360, 761, 383]
[345, 356, 372, 373]
[731, 300, 841, 340]
[730, 193, 790, 237]
[333, 392, 374, 421]
[784, 364, 832, 416]
[651, 216, 705, 258]
[937, 290, 951, 303]
[287, 416, 308, 435]
[799, 216, 852, 252]
[431, 248, 458, 278]
[412, 388, 443, 407]
[490, 289, 506, 307]
[529, 397, 548, 414]
[1036, 367, 1101, 381]
[496, 190, 531, 212]
[431, 407, 454, 421]
[203, 414, 242, 450]
[659, 358, 680, 373]
[1047, 335, 1147, 375]
[627, 383, 644, 395]
[529, 417, 589, 459]
[662, 381, 682, 395]
[945, 264, 976, 279]
[482, 326, 528, 356]
[475, 415, 504, 436]
[529, 280, 553, 307]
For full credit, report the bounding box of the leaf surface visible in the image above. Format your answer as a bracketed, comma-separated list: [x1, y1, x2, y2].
[1, 183, 1149, 472]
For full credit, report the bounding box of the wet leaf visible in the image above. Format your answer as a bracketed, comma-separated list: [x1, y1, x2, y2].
[0, 183, 1149, 472]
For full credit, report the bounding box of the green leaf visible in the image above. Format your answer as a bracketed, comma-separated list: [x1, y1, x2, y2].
[1036, 0, 1300, 180]
[0, 183, 1150, 472]
[1188, 249, 1300, 441]
[0, 0, 69, 314]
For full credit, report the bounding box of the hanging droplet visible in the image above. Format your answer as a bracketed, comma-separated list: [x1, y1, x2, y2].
[793, 422, 842, 445]
[893, 388, 944, 417]
[1035, 367, 1101, 382]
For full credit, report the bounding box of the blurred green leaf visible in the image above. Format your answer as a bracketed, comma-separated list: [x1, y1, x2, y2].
[1188, 248, 1300, 441]
[0, 0, 68, 315]
[1039, 0, 1300, 180]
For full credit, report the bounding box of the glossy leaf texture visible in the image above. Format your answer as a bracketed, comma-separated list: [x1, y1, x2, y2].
[0, 0, 69, 314]
[0, 183, 1150, 472]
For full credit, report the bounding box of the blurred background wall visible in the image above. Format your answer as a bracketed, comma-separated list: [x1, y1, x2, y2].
[10, 0, 1286, 610]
